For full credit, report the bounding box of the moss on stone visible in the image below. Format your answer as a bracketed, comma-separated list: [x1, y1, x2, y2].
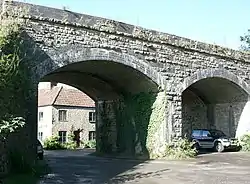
[97, 91, 167, 158]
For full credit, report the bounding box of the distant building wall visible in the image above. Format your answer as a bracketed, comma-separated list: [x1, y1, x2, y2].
[37, 106, 53, 142]
[52, 105, 96, 143]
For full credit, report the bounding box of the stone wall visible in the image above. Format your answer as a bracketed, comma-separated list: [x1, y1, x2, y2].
[95, 91, 167, 158]
[214, 102, 246, 137]
[52, 106, 96, 143]
[182, 89, 208, 137]
[96, 100, 118, 153]
[13, 9, 250, 139]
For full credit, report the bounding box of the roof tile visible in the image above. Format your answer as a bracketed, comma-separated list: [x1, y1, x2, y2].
[38, 87, 95, 107]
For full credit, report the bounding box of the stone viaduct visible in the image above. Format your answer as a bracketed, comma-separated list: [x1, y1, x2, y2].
[1, 0, 250, 165]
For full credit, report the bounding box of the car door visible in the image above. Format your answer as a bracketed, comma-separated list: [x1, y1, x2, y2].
[200, 130, 214, 148]
[191, 130, 202, 146]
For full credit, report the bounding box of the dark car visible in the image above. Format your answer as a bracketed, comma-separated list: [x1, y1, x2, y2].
[37, 140, 44, 160]
[191, 129, 241, 152]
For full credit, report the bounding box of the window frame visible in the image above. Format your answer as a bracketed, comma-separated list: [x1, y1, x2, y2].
[38, 111, 44, 122]
[58, 131, 67, 143]
[58, 110, 67, 122]
[88, 131, 96, 141]
[38, 132, 43, 141]
[89, 111, 96, 123]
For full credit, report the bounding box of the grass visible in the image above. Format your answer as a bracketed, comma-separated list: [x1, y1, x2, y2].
[2, 159, 50, 184]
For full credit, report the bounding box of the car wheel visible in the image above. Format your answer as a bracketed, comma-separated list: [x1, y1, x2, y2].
[192, 142, 200, 153]
[38, 153, 44, 160]
[235, 145, 242, 152]
[214, 142, 224, 152]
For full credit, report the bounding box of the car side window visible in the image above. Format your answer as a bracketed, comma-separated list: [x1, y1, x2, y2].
[202, 130, 211, 137]
[192, 130, 201, 137]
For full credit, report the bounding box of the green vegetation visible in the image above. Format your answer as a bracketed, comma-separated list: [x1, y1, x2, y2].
[111, 92, 157, 156]
[99, 91, 166, 158]
[0, 20, 29, 138]
[97, 91, 196, 159]
[43, 136, 65, 150]
[64, 129, 78, 149]
[43, 134, 96, 150]
[84, 140, 96, 148]
[240, 30, 250, 50]
[239, 133, 250, 151]
[0, 12, 36, 176]
[154, 138, 197, 159]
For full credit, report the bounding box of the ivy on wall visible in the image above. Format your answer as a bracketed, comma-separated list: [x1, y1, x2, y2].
[0, 19, 32, 138]
[146, 91, 167, 157]
[98, 91, 167, 158]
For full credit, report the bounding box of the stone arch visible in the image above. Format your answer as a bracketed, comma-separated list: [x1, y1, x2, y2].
[179, 68, 250, 95]
[179, 68, 250, 138]
[35, 46, 167, 156]
[34, 46, 165, 89]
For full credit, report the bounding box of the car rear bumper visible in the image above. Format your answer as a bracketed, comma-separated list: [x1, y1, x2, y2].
[224, 144, 241, 149]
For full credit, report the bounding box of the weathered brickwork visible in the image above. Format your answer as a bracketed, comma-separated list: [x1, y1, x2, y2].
[214, 102, 246, 137]
[182, 89, 208, 136]
[96, 100, 118, 153]
[1, 0, 250, 172]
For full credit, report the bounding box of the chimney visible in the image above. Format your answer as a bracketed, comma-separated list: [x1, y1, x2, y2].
[50, 82, 58, 89]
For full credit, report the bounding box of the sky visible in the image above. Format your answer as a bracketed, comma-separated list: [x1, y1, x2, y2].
[19, 0, 250, 50]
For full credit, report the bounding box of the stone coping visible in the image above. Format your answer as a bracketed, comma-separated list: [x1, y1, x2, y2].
[2, 0, 250, 62]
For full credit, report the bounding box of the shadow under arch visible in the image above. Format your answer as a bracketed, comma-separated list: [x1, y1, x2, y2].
[37, 47, 165, 158]
[36, 46, 164, 90]
[179, 68, 250, 95]
[179, 68, 250, 138]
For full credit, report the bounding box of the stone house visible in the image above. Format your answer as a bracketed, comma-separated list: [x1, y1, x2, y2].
[37, 82, 96, 145]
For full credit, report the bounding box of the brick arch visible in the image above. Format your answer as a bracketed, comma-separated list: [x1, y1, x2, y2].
[179, 68, 250, 95]
[35, 47, 165, 88]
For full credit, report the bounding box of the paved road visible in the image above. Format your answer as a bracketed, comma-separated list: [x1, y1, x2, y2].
[39, 150, 250, 184]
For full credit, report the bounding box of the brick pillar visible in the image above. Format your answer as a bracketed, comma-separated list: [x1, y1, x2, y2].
[171, 94, 182, 140]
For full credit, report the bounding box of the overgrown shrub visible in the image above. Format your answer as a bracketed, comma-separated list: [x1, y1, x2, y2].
[63, 129, 78, 149]
[153, 138, 197, 159]
[43, 136, 65, 150]
[84, 140, 96, 149]
[0, 15, 35, 175]
[63, 140, 78, 150]
[239, 133, 250, 151]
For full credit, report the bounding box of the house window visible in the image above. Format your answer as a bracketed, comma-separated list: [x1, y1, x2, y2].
[58, 131, 67, 143]
[38, 132, 43, 141]
[59, 110, 67, 122]
[89, 131, 96, 141]
[89, 112, 96, 123]
[39, 112, 43, 122]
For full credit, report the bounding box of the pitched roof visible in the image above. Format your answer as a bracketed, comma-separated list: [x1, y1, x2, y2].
[38, 86, 95, 107]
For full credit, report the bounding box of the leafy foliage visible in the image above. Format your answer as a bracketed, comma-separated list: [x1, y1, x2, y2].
[84, 140, 96, 148]
[0, 19, 31, 140]
[111, 92, 155, 155]
[98, 91, 170, 158]
[0, 117, 25, 136]
[64, 131, 77, 149]
[152, 138, 197, 159]
[240, 29, 250, 51]
[43, 136, 65, 150]
[0, 8, 35, 176]
[239, 133, 250, 151]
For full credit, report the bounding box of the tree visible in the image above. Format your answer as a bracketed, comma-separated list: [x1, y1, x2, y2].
[240, 29, 250, 50]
